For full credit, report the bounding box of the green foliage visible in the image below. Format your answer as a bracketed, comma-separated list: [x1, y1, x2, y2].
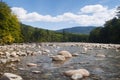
[0, 33, 14, 44]
[21, 24, 89, 42]
[0, 2, 23, 44]
[89, 27, 102, 42]
[89, 18, 120, 44]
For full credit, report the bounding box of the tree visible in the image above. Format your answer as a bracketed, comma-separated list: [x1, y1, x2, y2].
[89, 27, 102, 43]
[0, 2, 23, 44]
[116, 6, 120, 18]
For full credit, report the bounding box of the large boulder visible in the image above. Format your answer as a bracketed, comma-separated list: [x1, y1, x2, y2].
[0, 73, 23, 80]
[64, 69, 90, 77]
[58, 51, 72, 58]
[51, 55, 66, 61]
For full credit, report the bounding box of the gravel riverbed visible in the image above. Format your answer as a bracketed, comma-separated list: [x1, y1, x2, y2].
[0, 43, 120, 80]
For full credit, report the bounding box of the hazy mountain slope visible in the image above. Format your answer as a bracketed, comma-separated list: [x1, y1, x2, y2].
[56, 26, 96, 34]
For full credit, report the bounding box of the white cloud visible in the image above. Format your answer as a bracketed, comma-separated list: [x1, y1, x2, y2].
[11, 4, 116, 26]
[80, 4, 107, 13]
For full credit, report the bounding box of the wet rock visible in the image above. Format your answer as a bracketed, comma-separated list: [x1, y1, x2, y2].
[71, 73, 83, 80]
[84, 47, 88, 51]
[0, 73, 23, 80]
[27, 63, 37, 67]
[18, 68, 25, 71]
[0, 59, 8, 64]
[0, 52, 4, 55]
[96, 54, 106, 58]
[10, 52, 18, 57]
[9, 58, 20, 62]
[20, 52, 27, 56]
[58, 50, 72, 58]
[32, 71, 41, 74]
[64, 69, 90, 77]
[31, 52, 37, 56]
[72, 53, 79, 56]
[44, 49, 50, 53]
[5, 52, 10, 58]
[82, 47, 88, 53]
[51, 55, 66, 61]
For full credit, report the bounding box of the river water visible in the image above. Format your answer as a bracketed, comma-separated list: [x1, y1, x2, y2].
[0, 43, 120, 80]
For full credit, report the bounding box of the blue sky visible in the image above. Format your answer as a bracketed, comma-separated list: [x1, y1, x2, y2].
[4, 0, 120, 30]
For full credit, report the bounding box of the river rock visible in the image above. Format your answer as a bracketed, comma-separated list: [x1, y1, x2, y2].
[82, 47, 88, 53]
[96, 54, 106, 58]
[0, 73, 23, 80]
[10, 52, 18, 57]
[71, 73, 83, 80]
[51, 55, 66, 61]
[9, 58, 20, 62]
[32, 71, 41, 74]
[72, 53, 79, 56]
[27, 63, 37, 67]
[64, 69, 90, 77]
[58, 50, 72, 58]
[0, 52, 4, 55]
[0, 59, 8, 64]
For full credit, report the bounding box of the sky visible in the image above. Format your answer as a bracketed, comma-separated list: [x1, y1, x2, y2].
[3, 0, 120, 30]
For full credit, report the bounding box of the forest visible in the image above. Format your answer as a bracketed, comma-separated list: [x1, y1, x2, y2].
[0, 2, 120, 44]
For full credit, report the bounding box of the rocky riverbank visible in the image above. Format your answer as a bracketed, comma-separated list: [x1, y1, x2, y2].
[0, 43, 120, 80]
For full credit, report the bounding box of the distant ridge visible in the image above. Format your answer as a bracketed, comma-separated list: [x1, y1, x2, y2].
[56, 26, 96, 34]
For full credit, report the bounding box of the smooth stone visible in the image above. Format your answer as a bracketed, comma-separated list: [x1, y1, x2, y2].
[64, 69, 90, 77]
[0, 73, 23, 80]
[51, 55, 66, 61]
[10, 52, 18, 57]
[32, 71, 41, 74]
[18, 68, 25, 71]
[9, 58, 20, 62]
[0, 52, 4, 55]
[71, 73, 83, 80]
[0, 59, 8, 64]
[58, 51, 72, 58]
[83, 47, 88, 51]
[96, 54, 106, 58]
[72, 53, 79, 56]
[27, 63, 37, 67]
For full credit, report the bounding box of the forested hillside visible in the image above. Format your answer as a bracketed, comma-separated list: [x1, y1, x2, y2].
[21, 24, 89, 42]
[56, 26, 96, 34]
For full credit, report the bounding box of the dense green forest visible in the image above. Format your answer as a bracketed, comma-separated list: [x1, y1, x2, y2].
[0, 2, 120, 44]
[20, 23, 89, 42]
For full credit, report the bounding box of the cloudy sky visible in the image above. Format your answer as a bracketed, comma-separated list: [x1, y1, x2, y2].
[4, 0, 120, 30]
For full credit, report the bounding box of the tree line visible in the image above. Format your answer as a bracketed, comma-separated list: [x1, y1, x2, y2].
[20, 23, 89, 43]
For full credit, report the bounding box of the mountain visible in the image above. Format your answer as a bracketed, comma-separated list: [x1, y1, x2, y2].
[56, 26, 96, 34]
